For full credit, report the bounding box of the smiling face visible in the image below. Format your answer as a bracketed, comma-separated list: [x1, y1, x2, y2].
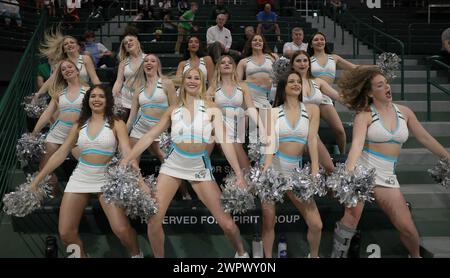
[183, 69, 202, 97]
[311, 33, 326, 51]
[63, 37, 79, 54]
[143, 54, 159, 76]
[60, 60, 79, 80]
[89, 87, 106, 113]
[368, 74, 392, 103]
[292, 53, 310, 74]
[285, 73, 302, 98]
[123, 35, 139, 52]
[219, 56, 234, 75]
[188, 37, 200, 53]
[251, 35, 264, 50]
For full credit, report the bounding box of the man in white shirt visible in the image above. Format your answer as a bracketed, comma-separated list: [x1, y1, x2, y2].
[283, 27, 308, 58]
[206, 13, 241, 63]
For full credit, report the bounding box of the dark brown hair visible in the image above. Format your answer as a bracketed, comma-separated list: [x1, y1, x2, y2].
[290, 50, 313, 79]
[242, 34, 276, 60]
[273, 71, 303, 107]
[78, 85, 118, 128]
[338, 66, 384, 112]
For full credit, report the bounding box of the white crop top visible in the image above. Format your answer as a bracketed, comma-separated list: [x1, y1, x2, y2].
[214, 86, 244, 111]
[58, 86, 86, 114]
[171, 100, 213, 144]
[124, 53, 146, 80]
[245, 54, 274, 78]
[303, 79, 323, 105]
[366, 104, 408, 145]
[78, 120, 117, 157]
[138, 78, 169, 110]
[310, 54, 336, 81]
[183, 57, 208, 78]
[276, 103, 309, 144]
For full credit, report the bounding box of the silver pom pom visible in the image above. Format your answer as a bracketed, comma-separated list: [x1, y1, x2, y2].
[272, 57, 291, 82]
[314, 168, 329, 197]
[158, 131, 172, 155]
[220, 172, 255, 214]
[247, 166, 291, 204]
[287, 164, 317, 202]
[376, 52, 401, 80]
[23, 95, 48, 118]
[101, 158, 158, 223]
[326, 163, 376, 207]
[2, 173, 53, 217]
[16, 133, 47, 165]
[113, 102, 127, 117]
[248, 142, 262, 163]
[428, 158, 450, 188]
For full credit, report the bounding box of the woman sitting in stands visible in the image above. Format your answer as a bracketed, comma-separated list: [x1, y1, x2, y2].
[30, 85, 143, 258]
[331, 67, 450, 258]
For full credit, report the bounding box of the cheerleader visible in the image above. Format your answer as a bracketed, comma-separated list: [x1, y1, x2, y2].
[121, 68, 249, 258]
[290, 50, 343, 172]
[176, 35, 214, 85]
[32, 59, 89, 191]
[112, 34, 145, 120]
[307, 31, 358, 154]
[237, 34, 278, 109]
[261, 71, 322, 258]
[332, 67, 450, 258]
[30, 85, 142, 258]
[206, 55, 257, 170]
[33, 29, 101, 100]
[127, 54, 177, 161]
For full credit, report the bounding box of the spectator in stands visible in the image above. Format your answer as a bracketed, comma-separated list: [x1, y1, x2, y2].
[134, 4, 154, 21]
[37, 57, 56, 90]
[256, 0, 273, 12]
[162, 9, 177, 33]
[36, 0, 44, 13]
[64, 0, 81, 25]
[256, 3, 281, 43]
[44, 0, 56, 17]
[177, 0, 189, 16]
[440, 27, 450, 65]
[235, 25, 255, 55]
[261, 71, 322, 258]
[121, 67, 250, 259]
[237, 34, 278, 109]
[307, 31, 359, 154]
[207, 14, 241, 64]
[283, 27, 308, 58]
[112, 34, 146, 121]
[211, 0, 230, 21]
[177, 35, 214, 85]
[159, 0, 171, 9]
[0, 0, 22, 28]
[34, 30, 101, 101]
[151, 29, 163, 42]
[31, 85, 144, 259]
[333, 66, 450, 258]
[83, 30, 115, 68]
[174, 1, 198, 54]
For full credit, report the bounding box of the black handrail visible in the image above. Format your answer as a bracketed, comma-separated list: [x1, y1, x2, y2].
[426, 56, 450, 121]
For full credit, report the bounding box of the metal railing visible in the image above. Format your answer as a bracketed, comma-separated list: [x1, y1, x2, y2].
[0, 12, 48, 209]
[340, 11, 405, 99]
[428, 3, 450, 24]
[426, 56, 450, 121]
[407, 23, 449, 55]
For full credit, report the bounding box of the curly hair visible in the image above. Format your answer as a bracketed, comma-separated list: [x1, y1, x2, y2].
[338, 66, 384, 112]
[182, 35, 208, 60]
[78, 85, 118, 129]
[273, 71, 303, 107]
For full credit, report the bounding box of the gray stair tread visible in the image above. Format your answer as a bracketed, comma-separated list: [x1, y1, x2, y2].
[421, 237, 450, 258]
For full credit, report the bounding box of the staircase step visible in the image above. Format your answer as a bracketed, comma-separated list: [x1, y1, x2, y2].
[401, 184, 450, 209]
[420, 237, 450, 258]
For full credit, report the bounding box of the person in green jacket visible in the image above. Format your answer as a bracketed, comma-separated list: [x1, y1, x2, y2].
[175, 2, 198, 54]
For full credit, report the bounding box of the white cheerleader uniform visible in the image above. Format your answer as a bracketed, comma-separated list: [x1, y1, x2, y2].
[130, 79, 169, 139]
[357, 104, 408, 188]
[310, 55, 335, 105]
[245, 55, 274, 109]
[182, 57, 208, 79]
[261, 103, 309, 177]
[45, 87, 86, 144]
[120, 53, 146, 109]
[65, 120, 117, 193]
[159, 100, 215, 181]
[303, 79, 324, 105]
[214, 85, 246, 143]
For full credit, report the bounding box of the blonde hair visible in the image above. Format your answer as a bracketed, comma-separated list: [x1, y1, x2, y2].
[48, 59, 81, 99]
[178, 67, 207, 106]
[40, 27, 79, 62]
[118, 35, 143, 62]
[210, 55, 239, 91]
[338, 66, 384, 112]
[126, 54, 163, 93]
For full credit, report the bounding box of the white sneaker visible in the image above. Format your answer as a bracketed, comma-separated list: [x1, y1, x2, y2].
[234, 251, 250, 258]
[131, 251, 144, 258]
[307, 253, 320, 258]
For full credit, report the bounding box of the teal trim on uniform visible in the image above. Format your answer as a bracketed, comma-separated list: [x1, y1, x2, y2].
[276, 151, 303, 163]
[363, 148, 398, 162]
[81, 148, 114, 156]
[79, 157, 108, 167]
